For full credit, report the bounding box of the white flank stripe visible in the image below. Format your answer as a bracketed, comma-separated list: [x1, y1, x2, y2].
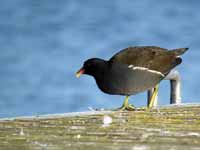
[146, 69, 165, 77]
[128, 65, 134, 68]
[133, 66, 148, 70]
[128, 65, 164, 77]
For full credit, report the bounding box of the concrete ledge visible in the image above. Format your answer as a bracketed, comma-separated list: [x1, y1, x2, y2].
[0, 104, 200, 150]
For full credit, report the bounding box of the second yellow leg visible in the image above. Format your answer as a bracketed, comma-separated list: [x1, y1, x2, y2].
[148, 84, 159, 108]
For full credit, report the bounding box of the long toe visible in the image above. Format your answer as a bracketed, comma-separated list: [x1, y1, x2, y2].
[126, 104, 135, 111]
[115, 104, 135, 111]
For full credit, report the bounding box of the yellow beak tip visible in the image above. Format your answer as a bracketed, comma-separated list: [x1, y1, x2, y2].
[76, 68, 84, 78]
[76, 73, 81, 78]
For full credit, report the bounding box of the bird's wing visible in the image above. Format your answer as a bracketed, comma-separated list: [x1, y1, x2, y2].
[109, 46, 180, 75]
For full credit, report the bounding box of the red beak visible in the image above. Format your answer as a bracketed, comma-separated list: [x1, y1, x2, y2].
[76, 68, 85, 78]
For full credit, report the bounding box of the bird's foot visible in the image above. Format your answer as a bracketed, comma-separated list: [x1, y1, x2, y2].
[115, 105, 155, 111]
[116, 103, 135, 111]
[113, 96, 135, 111]
[135, 106, 148, 111]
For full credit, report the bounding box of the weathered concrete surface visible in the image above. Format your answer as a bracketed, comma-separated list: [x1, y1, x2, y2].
[0, 104, 200, 150]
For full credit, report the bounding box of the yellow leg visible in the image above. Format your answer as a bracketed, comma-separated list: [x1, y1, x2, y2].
[148, 84, 159, 108]
[117, 96, 135, 111]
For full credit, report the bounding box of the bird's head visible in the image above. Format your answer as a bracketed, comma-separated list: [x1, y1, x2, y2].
[76, 58, 107, 78]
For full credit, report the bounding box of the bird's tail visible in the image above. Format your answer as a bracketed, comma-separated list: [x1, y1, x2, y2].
[170, 48, 189, 56]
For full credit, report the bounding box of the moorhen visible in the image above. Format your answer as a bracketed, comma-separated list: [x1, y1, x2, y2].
[76, 46, 188, 110]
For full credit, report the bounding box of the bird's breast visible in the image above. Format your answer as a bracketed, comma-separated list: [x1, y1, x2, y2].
[95, 63, 164, 95]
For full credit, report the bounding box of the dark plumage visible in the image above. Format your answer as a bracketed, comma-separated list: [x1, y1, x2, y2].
[76, 46, 188, 97]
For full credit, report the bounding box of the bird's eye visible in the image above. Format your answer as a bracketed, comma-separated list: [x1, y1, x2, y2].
[84, 63, 91, 68]
[88, 62, 93, 66]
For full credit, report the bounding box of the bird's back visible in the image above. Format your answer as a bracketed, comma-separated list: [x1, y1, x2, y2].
[109, 46, 188, 76]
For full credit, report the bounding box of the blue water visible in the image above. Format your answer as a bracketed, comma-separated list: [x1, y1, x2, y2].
[0, 0, 199, 118]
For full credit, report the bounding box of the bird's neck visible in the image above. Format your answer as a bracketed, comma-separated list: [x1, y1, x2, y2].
[92, 61, 109, 80]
